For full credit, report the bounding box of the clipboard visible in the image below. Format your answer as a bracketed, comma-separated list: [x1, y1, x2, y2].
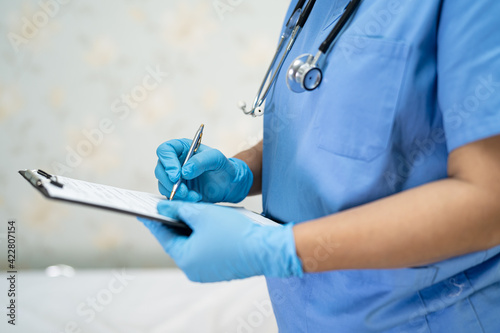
[19, 169, 191, 232]
[19, 169, 279, 235]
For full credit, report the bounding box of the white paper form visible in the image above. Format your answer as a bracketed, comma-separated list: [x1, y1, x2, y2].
[19, 170, 279, 230]
[46, 175, 175, 224]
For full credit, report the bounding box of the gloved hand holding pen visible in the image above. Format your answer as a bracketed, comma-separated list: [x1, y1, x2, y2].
[142, 131, 300, 282]
[155, 138, 253, 203]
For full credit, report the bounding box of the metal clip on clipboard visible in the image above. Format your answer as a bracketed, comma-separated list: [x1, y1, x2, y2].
[18, 169, 192, 235]
[22, 169, 64, 188]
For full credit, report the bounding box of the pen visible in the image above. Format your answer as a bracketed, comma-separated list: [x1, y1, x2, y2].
[169, 124, 204, 200]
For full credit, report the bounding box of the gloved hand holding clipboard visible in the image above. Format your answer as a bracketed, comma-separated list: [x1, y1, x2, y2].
[18, 169, 277, 235]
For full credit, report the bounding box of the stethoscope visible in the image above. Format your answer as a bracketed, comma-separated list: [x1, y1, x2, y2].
[239, 0, 362, 116]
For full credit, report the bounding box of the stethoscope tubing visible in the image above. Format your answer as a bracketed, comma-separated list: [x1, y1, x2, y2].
[240, 0, 361, 116]
[245, 25, 301, 114]
[240, 0, 317, 116]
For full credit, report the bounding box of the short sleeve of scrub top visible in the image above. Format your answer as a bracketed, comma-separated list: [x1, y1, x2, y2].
[262, 1, 500, 332]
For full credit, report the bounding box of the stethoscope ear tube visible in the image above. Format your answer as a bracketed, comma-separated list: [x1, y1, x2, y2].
[297, 0, 317, 28]
[239, 0, 318, 116]
[292, 0, 307, 15]
[238, 35, 287, 115]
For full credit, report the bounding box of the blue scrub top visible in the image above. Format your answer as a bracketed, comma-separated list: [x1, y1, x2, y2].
[262, 0, 500, 332]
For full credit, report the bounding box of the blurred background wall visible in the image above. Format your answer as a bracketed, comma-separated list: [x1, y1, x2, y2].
[0, 0, 289, 269]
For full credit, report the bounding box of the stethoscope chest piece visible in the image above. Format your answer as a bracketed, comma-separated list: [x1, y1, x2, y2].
[286, 54, 323, 93]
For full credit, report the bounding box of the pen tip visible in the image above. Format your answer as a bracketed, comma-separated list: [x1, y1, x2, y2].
[169, 193, 174, 201]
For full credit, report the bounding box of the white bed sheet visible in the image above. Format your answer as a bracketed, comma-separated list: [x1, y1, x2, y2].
[1, 268, 278, 333]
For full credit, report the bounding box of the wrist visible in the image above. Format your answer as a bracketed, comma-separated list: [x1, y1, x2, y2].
[233, 141, 263, 195]
[226, 158, 254, 203]
[257, 223, 304, 278]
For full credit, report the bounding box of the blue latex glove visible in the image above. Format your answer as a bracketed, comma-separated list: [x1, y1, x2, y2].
[140, 201, 303, 282]
[155, 139, 253, 203]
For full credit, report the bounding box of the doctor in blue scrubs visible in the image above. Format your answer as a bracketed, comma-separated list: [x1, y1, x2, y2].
[142, 0, 500, 331]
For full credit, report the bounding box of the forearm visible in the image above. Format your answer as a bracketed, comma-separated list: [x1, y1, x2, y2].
[294, 177, 500, 272]
[233, 140, 263, 196]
